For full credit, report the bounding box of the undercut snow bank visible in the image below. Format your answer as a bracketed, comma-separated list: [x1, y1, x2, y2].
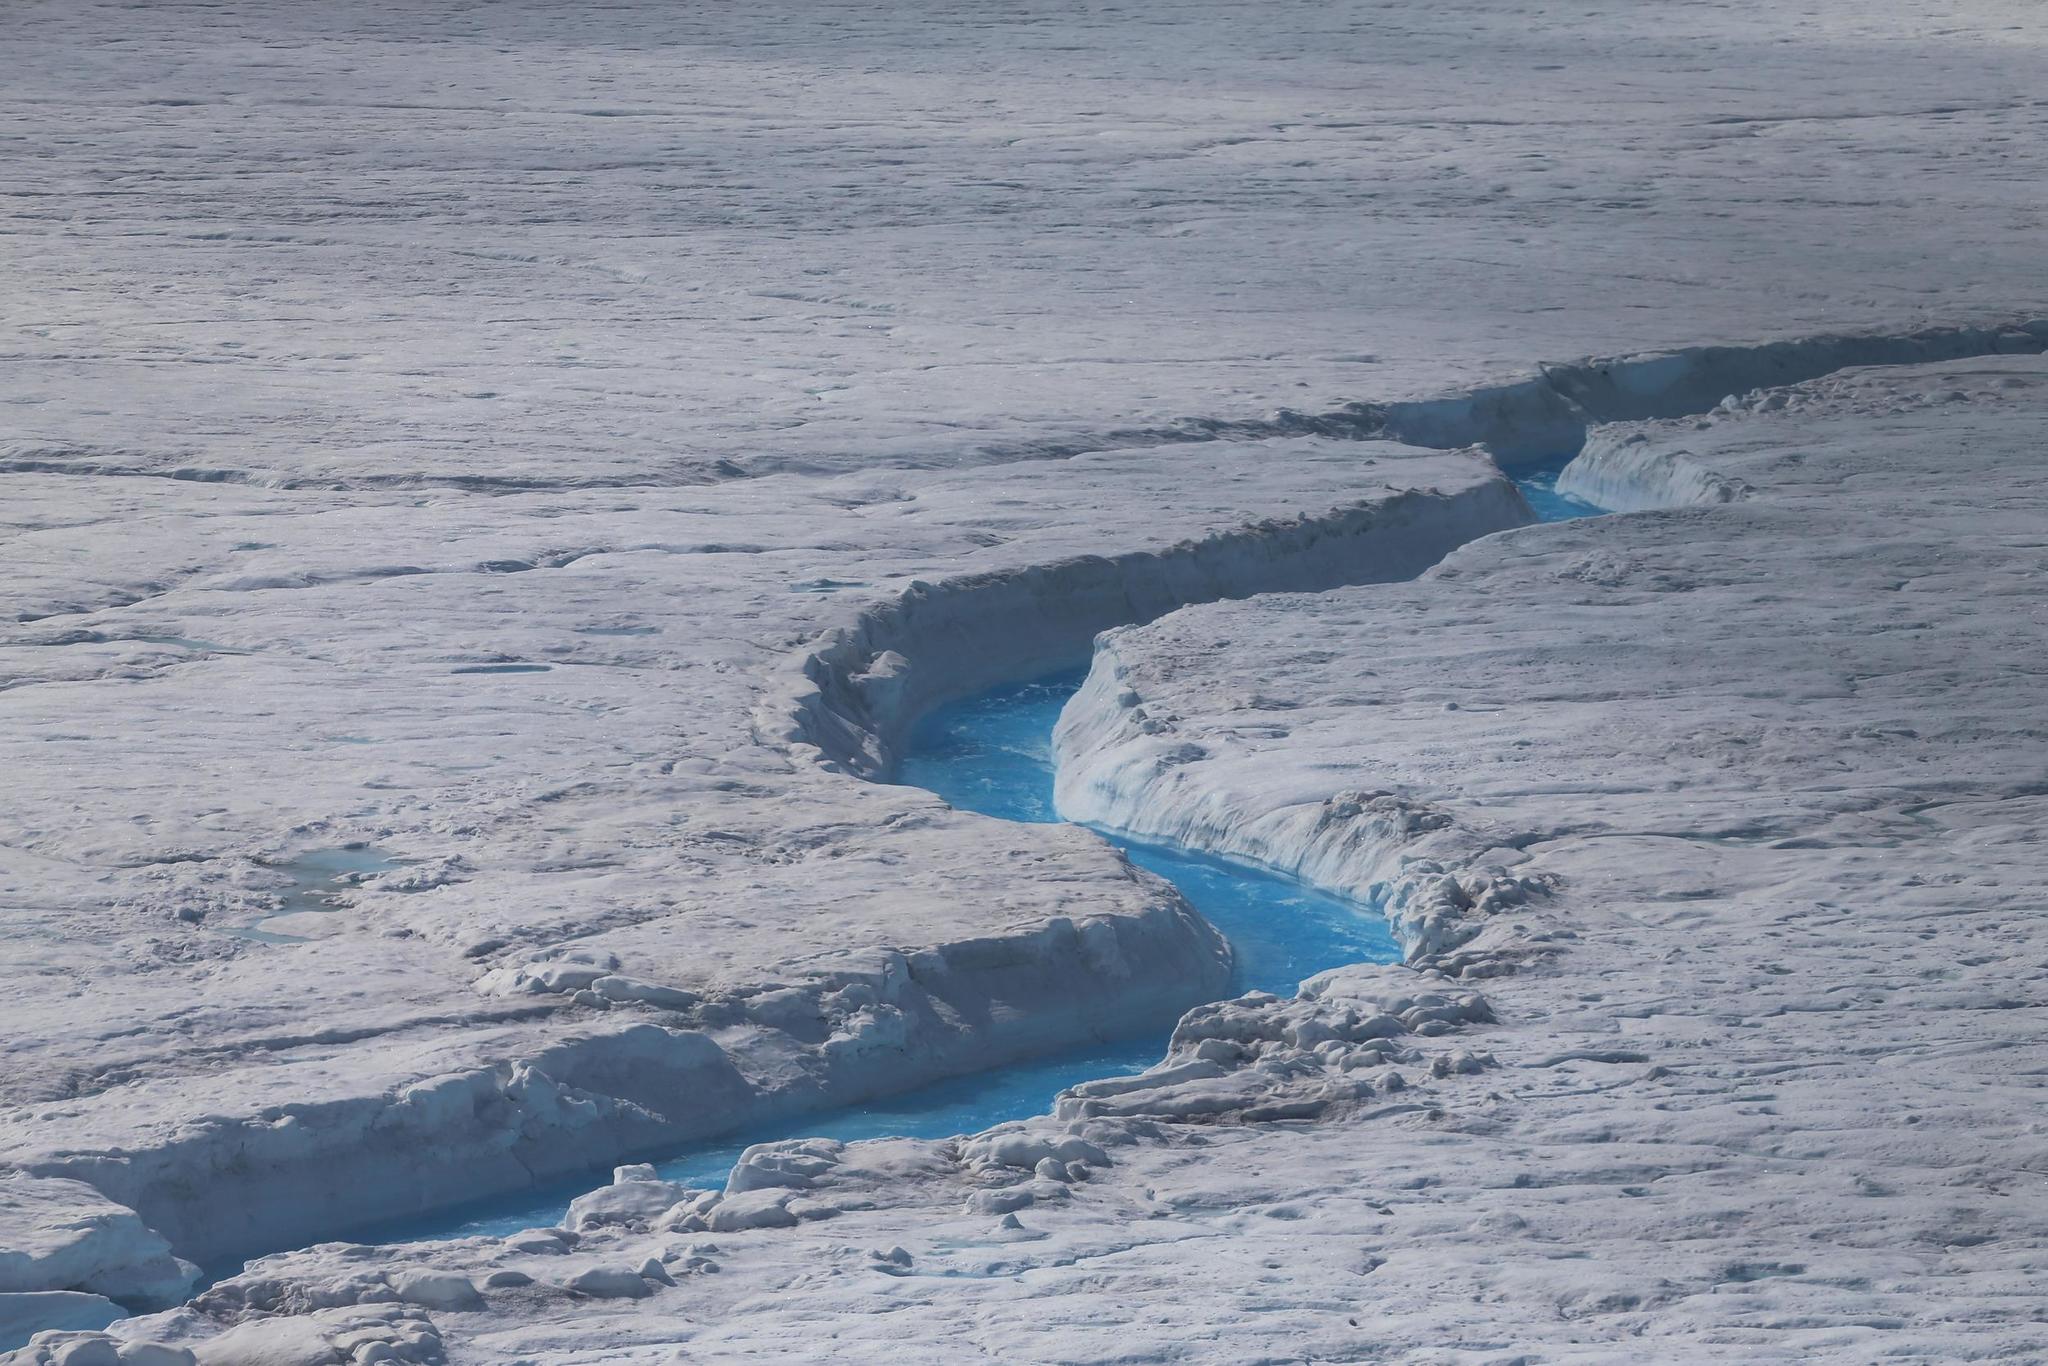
[764, 476, 1532, 779]
[1052, 653, 1548, 968]
[19, 890, 1228, 1276]
[0, 1178, 195, 1314]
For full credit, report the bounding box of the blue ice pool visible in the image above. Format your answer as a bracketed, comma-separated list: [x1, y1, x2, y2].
[1511, 452, 1605, 523]
[224, 845, 404, 945]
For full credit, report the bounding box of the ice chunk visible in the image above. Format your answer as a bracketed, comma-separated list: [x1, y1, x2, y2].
[0, 1179, 195, 1310]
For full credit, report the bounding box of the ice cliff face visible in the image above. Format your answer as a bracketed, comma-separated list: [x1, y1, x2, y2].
[765, 475, 1531, 779]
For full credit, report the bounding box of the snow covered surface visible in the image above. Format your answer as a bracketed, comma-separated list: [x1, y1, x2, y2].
[1045, 354, 2048, 1358]
[124, 351, 2047, 1366]
[5, 0, 2048, 1360]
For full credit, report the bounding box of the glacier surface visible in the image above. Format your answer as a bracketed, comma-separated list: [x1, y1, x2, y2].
[4, 0, 2047, 1361]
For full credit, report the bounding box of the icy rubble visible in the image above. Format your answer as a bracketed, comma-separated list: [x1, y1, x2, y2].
[50, 968, 1516, 1363]
[1054, 966, 1498, 1125]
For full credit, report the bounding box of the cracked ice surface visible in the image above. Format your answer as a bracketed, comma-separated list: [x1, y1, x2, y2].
[4, 0, 2048, 1361]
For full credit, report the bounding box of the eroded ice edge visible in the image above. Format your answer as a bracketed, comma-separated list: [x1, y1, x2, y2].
[358, 663, 1407, 1246]
[8, 322, 2048, 1364]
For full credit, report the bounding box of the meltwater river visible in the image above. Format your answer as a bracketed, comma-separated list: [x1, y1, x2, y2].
[369, 666, 1398, 1243]
[362, 458, 1600, 1245]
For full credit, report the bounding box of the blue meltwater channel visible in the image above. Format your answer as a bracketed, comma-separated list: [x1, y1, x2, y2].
[369, 675, 1397, 1245]
[896, 673, 1399, 995]
[359, 457, 1591, 1245]
[1512, 455, 1604, 523]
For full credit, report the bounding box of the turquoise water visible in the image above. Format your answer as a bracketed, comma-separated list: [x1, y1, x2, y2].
[362, 676, 1395, 1246]
[355, 459, 1599, 1247]
[1511, 454, 1605, 522]
[223, 845, 402, 945]
[896, 673, 1398, 999]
